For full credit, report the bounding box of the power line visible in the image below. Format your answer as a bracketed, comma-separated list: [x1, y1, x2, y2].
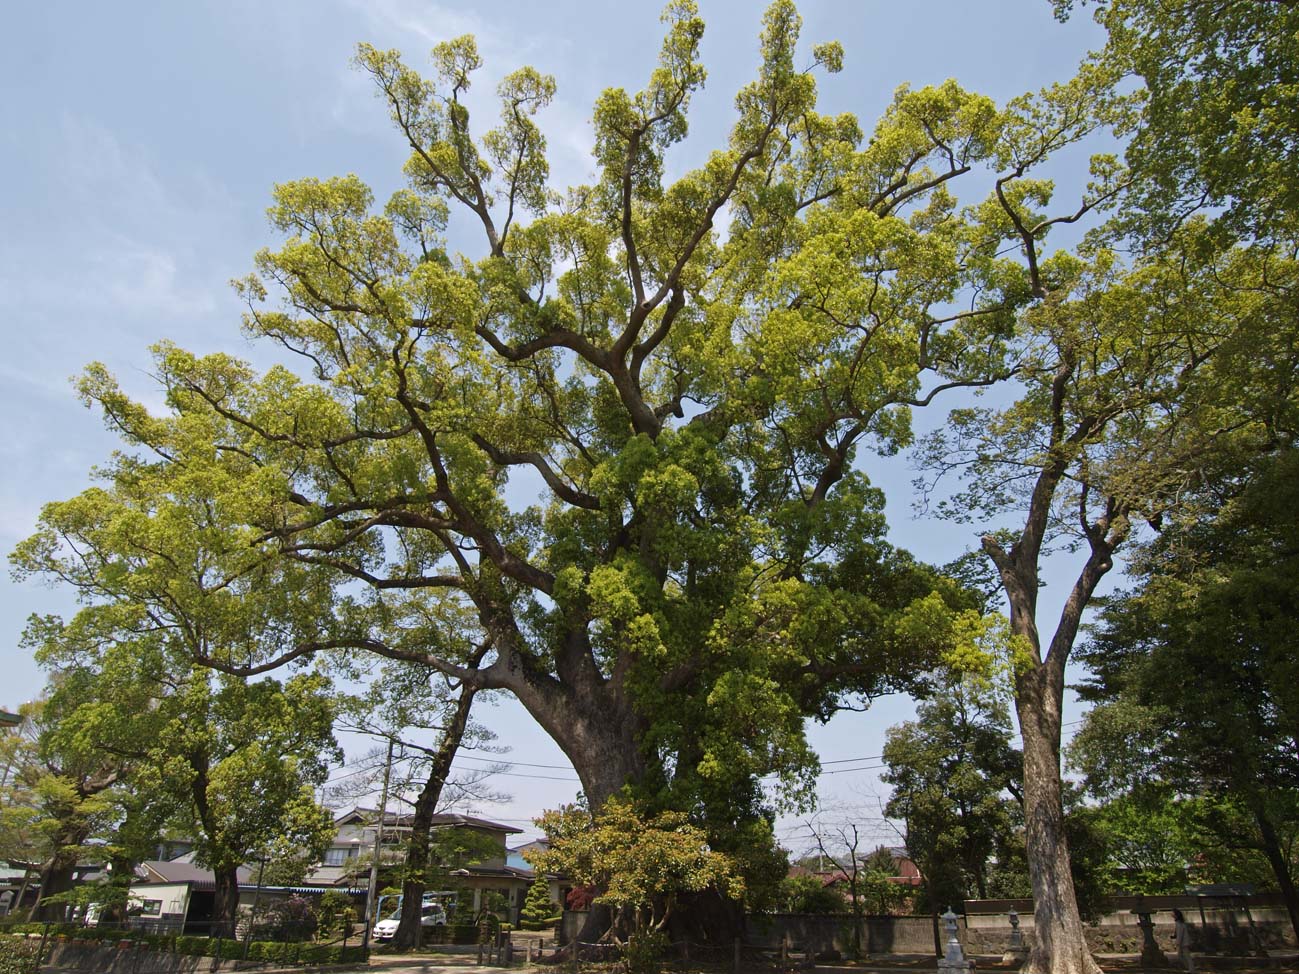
[326, 719, 1089, 788]
[453, 754, 575, 771]
[819, 763, 887, 776]
[469, 769, 579, 782]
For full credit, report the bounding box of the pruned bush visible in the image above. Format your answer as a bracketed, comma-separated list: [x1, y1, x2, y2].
[251, 895, 318, 942]
[0, 936, 42, 974]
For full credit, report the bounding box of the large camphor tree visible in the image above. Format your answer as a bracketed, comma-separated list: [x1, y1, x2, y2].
[19, 0, 1135, 953]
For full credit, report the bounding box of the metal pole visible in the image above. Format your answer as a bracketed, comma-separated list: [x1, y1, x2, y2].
[362, 739, 394, 955]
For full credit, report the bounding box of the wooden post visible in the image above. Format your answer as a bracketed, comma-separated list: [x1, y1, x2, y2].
[733, 936, 741, 974]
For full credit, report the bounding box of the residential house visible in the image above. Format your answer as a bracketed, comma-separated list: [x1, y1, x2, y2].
[127, 859, 366, 934]
[786, 845, 924, 912]
[128, 860, 256, 933]
[309, 808, 544, 923]
[117, 807, 559, 930]
[506, 839, 570, 912]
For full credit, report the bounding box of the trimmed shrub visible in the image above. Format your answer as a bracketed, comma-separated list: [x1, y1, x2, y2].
[251, 895, 318, 942]
[0, 936, 42, 974]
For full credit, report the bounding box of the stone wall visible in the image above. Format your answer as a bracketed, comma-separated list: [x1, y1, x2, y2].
[744, 913, 937, 956]
[42, 940, 213, 973]
[556, 895, 1297, 959]
[963, 895, 1296, 957]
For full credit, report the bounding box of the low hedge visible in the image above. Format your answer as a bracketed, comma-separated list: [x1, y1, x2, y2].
[243, 941, 367, 965]
[0, 929, 366, 966]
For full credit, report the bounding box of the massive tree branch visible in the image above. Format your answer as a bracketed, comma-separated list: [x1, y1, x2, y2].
[470, 433, 601, 510]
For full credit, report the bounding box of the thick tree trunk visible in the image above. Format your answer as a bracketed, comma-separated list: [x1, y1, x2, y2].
[666, 890, 744, 944]
[394, 683, 479, 949]
[34, 855, 77, 922]
[985, 482, 1118, 974]
[211, 864, 241, 938]
[982, 527, 1117, 974]
[1016, 666, 1101, 974]
[479, 641, 650, 951]
[393, 841, 432, 949]
[502, 654, 647, 809]
[541, 706, 643, 950]
[34, 820, 90, 922]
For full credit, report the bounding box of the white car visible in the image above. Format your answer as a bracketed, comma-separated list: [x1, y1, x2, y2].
[372, 903, 447, 941]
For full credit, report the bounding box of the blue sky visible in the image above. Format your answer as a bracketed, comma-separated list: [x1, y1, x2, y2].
[1, 0, 1110, 844]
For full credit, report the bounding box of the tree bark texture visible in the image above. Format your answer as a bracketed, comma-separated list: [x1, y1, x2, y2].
[987, 491, 1117, 974]
[1016, 666, 1101, 974]
[34, 856, 77, 922]
[34, 819, 90, 922]
[211, 863, 241, 938]
[505, 660, 646, 809]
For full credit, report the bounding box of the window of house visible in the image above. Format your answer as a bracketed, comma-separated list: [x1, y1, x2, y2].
[139, 900, 163, 917]
[322, 847, 355, 866]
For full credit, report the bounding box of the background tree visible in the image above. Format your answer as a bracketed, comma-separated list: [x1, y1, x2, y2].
[1071, 446, 1299, 935]
[882, 678, 1021, 906]
[775, 873, 846, 915]
[915, 214, 1298, 974]
[0, 704, 48, 916]
[1054, 0, 1299, 243]
[2, 690, 127, 922]
[12, 399, 347, 936]
[520, 873, 559, 930]
[331, 657, 502, 949]
[796, 813, 871, 956]
[856, 847, 912, 916]
[1067, 791, 1199, 895]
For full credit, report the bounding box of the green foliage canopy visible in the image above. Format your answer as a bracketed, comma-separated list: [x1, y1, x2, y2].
[8, 0, 1101, 849]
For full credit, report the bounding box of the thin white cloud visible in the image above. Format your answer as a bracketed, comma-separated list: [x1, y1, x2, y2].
[97, 238, 218, 318]
[343, 0, 488, 48]
[55, 114, 237, 228]
[0, 115, 230, 322]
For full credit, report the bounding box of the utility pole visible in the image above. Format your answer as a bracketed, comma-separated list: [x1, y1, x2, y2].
[362, 739, 394, 953]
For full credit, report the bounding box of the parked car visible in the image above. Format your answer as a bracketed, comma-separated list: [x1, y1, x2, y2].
[372, 902, 447, 941]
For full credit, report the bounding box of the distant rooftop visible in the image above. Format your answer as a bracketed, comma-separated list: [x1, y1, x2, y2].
[334, 807, 521, 835]
[135, 860, 254, 889]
